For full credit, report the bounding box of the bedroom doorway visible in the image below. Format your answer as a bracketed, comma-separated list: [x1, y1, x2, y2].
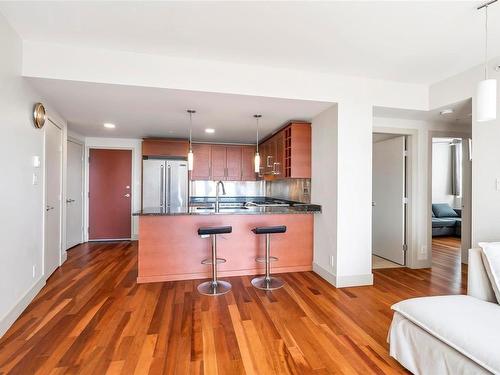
[372, 133, 408, 269]
[430, 136, 472, 270]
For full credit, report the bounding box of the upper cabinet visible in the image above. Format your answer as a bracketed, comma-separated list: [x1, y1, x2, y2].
[241, 146, 257, 180]
[259, 121, 311, 179]
[190, 143, 211, 180]
[144, 120, 310, 182]
[191, 144, 257, 181]
[142, 138, 189, 158]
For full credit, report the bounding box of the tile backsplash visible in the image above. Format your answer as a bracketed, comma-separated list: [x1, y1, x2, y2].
[190, 179, 311, 203]
[190, 180, 265, 197]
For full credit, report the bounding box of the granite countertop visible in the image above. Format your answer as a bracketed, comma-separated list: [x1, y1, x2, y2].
[134, 196, 321, 216]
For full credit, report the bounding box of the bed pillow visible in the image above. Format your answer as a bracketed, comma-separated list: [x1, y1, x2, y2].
[478, 242, 500, 304]
[432, 203, 458, 218]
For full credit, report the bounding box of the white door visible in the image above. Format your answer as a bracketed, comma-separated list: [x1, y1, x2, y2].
[372, 136, 406, 265]
[44, 120, 62, 277]
[66, 140, 83, 249]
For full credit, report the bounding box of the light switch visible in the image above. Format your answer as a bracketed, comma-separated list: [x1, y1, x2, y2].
[32, 173, 38, 185]
[33, 156, 41, 168]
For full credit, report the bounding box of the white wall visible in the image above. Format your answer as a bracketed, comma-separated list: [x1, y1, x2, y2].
[312, 105, 339, 283]
[432, 141, 457, 207]
[84, 137, 142, 240]
[373, 117, 470, 268]
[430, 62, 500, 246]
[0, 14, 68, 337]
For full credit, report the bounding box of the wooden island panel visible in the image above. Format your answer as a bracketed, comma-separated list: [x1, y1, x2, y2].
[137, 214, 313, 283]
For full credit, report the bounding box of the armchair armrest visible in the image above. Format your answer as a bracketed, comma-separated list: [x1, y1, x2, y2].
[468, 248, 497, 303]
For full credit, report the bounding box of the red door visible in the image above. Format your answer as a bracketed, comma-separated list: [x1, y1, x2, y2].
[89, 149, 132, 240]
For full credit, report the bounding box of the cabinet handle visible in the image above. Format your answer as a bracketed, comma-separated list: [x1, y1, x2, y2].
[273, 162, 281, 175]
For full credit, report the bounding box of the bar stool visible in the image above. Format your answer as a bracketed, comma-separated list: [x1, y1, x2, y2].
[197, 225, 232, 296]
[251, 225, 287, 290]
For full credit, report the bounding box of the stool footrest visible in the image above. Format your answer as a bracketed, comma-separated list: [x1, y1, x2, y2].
[255, 256, 278, 263]
[201, 258, 226, 265]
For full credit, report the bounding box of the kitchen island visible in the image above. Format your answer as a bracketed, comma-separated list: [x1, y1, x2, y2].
[135, 197, 320, 283]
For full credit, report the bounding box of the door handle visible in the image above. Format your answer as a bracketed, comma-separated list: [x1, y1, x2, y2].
[45, 205, 54, 211]
[124, 193, 130, 198]
[160, 164, 164, 207]
[66, 199, 75, 203]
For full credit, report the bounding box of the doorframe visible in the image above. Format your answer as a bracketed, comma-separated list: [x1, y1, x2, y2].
[84, 146, 135, 242]
[43, 118, 65, 277]
[373, 126, 416, 268]
[428, 130, 472, 266]
[66, 137, 85, 249]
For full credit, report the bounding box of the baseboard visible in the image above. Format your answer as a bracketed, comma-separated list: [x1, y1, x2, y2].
[335, 273, 373, 287]
[312, 262, 338, 286]
[313, 262, 373, 288]
[137, 265, 313, 283]
[0, 277, 46, 338]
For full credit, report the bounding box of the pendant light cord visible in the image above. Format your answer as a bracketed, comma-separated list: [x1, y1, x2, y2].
[187, 109, 195, 151]
[189, 112, 192, 147]
[485, 5, 489, 80]
[256, 116, 259, 153]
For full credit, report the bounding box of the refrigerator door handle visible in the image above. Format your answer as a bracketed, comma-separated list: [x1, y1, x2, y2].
[167, 164, 172, 208]
[160, 164, 164, 207]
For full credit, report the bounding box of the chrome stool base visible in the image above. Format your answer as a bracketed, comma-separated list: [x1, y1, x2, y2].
[197, 280, 232, 296]
[251, 276, 285, 291]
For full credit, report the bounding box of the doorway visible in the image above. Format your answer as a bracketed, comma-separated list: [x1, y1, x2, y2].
[430, 136, 472, 268]
[66, 139, 84, 249]
[88, 148, 132, 240]
[372, 133, 407, 268]
[44, 119, 63, 277]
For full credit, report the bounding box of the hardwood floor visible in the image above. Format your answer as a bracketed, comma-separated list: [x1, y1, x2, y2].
[0, 240, 466, 374]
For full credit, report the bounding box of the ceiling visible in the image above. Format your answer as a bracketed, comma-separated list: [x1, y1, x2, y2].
[27, 78, 332, 142]
[2, 1, 500, 85]
[373, 99, 472, 126]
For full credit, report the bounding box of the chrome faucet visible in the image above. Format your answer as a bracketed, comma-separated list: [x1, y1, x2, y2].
[215, 180, 226, 212]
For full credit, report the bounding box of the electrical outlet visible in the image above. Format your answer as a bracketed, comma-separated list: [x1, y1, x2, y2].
[329, 255, 335, 268]
[32, 265, 36, 278]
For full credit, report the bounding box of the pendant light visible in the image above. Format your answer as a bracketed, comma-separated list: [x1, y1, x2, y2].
[254, 114, 262, 173]
[187, 109, 196, 170]
[476, 1, 497, 122]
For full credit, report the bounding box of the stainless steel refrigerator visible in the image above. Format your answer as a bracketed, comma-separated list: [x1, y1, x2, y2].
[142, 159, 188, 210]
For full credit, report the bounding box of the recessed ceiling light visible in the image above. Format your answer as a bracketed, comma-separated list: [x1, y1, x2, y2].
[205, 128, 215, 134]
[103, 122, 116, 129]
[440, 109, 454, 115]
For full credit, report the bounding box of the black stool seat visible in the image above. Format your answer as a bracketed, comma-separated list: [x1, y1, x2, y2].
[198, 226, 232, 236]
[252, 225, 287, 235]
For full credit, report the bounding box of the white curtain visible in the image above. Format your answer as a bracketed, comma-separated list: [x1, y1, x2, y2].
[451, 142, 462, 197]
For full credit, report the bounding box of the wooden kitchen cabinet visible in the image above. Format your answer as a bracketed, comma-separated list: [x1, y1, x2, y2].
[258, 121, 311, 179]
[142, 138, 189, 158]
[210, 145, 227, 180]
[241, 146, 257, 180]
[226, 146, 243, 181]
[190, 143, 211, 180]
[286, 122, 311, 178]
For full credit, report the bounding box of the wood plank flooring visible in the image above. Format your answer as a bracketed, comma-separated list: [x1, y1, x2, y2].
[0, 239, 466, 374]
